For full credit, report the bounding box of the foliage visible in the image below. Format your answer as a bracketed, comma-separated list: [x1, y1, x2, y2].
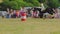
[47, 0, 60, 8]
[0, 0, 60, 10]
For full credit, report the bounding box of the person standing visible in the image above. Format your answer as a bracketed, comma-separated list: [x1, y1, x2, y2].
[20, 7, 27, 21]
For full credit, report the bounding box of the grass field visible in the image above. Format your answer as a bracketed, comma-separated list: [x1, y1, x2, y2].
[0, 17, 60, 34]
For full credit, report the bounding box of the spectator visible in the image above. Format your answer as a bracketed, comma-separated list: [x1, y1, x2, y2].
[54, 8, 60, 18]
[43, 7, 55, 18]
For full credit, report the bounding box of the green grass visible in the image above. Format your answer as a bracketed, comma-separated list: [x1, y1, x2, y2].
[0, 17, 60, 34]
[50, 31, 60, 34]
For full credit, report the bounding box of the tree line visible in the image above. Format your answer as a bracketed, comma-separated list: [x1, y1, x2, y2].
[0, 0, 60, 10]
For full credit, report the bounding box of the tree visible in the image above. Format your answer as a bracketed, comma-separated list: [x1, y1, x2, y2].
[1, 0, 39, 10]
[38, 0, 46, 3]
[0, 0, 25, 10]
[0, 0, 10, 11]
[0, 0, 60, 10]
[23, 0, 40, 6]
[47, 0, 60, 8]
